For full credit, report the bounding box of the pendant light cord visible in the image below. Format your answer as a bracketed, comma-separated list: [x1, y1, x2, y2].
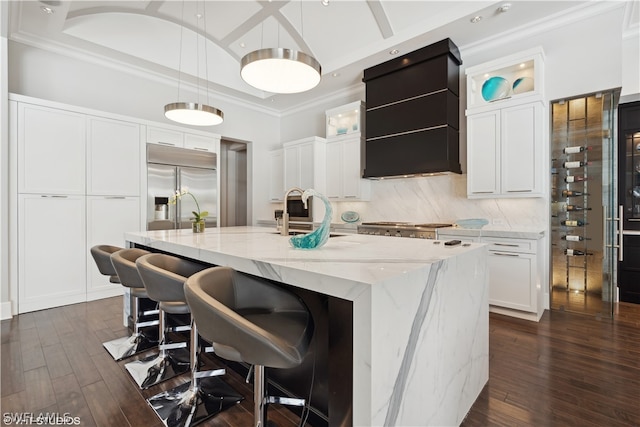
[202, 1, 211, 108]
[177, 0, 186, 102]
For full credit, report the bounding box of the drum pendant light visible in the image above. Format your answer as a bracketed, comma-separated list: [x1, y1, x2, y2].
[164, 1, 223, 126]
[240, 2, 321, 93]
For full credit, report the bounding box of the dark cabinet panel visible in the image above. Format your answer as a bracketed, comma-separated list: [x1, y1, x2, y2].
[366, 90, 458, 139]
[365, 56, 460, 108]
[363, 127, 460, 178]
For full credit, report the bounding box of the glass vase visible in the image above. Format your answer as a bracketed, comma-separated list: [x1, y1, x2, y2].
[192, 219, 205, 233]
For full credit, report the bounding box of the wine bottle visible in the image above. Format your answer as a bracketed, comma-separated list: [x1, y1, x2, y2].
[561, 219, 586, 226]
[565, 175, 587, 183]
[561, 235, 584, 241]
[562, 190, 588, 197]
[566, 205, 591, 211]
[563, 161, 590, 169]
[563, 145, 591, 154]
[564, 249, 587, 256]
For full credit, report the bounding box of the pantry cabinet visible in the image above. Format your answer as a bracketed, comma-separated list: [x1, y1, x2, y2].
[18, 194, 87, 313]
[17, 103, 86, 195]
[87, 116, 141, 196]
[87, 196, 141, 299]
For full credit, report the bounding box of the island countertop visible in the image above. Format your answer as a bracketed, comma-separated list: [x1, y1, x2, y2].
[124, 226, 483, 300]
[125, 226, 489, 426]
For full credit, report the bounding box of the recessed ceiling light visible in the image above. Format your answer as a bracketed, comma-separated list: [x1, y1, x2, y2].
[332, 72, 340, 77]
[321, 0, 329, 6]
[498, 3, 511, 13]
[470, 15, 482, 24]
[389, 49, 399, 55]
[240, 42, 246, 48]
[40, 6, 54, 14]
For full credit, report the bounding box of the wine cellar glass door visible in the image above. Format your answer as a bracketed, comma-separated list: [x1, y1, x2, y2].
[550, 89, 619, 317]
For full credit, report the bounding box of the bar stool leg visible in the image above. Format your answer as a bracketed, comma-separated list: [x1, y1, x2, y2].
[102, 294, 159, 361]
[124, 308, 190, 389]
[147, 317, 241, 427]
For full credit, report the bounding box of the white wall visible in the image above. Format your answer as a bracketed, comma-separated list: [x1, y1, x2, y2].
[0, 1, 10, 318]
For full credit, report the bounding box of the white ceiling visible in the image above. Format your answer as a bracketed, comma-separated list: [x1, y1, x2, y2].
[7, 1, 637, 113]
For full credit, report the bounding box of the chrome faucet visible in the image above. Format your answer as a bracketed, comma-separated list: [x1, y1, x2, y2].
[281, 187, 306, 236]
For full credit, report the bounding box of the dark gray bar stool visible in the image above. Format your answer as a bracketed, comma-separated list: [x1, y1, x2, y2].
[124, 253, 206, 390]
[184, 266, 314, 427]
[102, 248, 159, 360]
[90, 245, 122, 284]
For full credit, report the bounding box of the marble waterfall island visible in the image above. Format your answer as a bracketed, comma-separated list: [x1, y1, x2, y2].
[124, 226, 489, 426]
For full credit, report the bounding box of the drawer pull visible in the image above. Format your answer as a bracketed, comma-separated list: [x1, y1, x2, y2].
[494, 243, 520, 247]
[157, 141, 176, 146]
[493, 252, 520, 257]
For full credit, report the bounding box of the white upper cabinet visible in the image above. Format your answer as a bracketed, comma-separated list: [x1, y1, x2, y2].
[283, 137, 325, 191]
[87, 116, 141, 196]
[325, 136, 370, 200]
[184, 133, 217, 152]
[18, 103, 86, 195]
[466, 48, 546, 198]
[147, 126, 184, 147]
[268, 149, 284, 202]
[324, 101, 369, 200]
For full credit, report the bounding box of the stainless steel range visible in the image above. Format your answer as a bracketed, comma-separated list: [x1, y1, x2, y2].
[357, 222, 452, 239]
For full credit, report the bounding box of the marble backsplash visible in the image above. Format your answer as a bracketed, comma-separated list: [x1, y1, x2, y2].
[333, 174, 549, 229]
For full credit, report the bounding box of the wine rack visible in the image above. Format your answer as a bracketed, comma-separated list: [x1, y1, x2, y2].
[550, 94, 609, 297]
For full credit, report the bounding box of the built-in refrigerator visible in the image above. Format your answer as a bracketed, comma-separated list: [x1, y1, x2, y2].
[618, 100, 640, 303]
[146, 144, 217, 231]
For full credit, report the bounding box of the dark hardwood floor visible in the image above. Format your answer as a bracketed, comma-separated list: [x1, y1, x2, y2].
[2, 297, 639, 426]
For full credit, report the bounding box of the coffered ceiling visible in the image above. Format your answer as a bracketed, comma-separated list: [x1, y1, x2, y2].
[7, 1, 636, 112]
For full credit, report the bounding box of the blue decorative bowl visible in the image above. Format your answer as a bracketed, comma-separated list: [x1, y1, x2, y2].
[481, 76, 510, 102]
[341, 211, 360, 223]
[512, 77, 534, 94]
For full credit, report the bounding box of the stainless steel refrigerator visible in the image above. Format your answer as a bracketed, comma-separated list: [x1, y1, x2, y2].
[147, 144, 217, 231]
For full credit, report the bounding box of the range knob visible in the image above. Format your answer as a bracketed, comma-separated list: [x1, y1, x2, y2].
[395, 232, 402, 237]
[409, 233, 416, 238]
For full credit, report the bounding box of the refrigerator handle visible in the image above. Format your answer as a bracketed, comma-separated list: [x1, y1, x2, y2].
[618, 205, 624, 262]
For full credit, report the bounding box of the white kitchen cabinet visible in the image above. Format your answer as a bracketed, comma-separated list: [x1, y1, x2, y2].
[467, 102, 544, 198]
[325, 136, 370, 200]
[18, 194, 87, 313]
[147, 126, 184, 147]
[466, 47, 546, 199]
[184, 133, 217, 152]
[484, 236, 544, 321]
[283, 137, 325, 191]
[87, 116, 141, 196]
[86, 196, 140, 300]
[268, 149, 284, 202]
[18, 103, 86, 195]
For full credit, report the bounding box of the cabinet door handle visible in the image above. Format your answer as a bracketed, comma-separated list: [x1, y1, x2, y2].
[192, 147, 209, 152]
[494, 243, 519, 247]
[41, 195, 68, 198]
[343, 195, 356, 198]
[492, 252, 520, 257]
[105, 196, 126, 199]
[157, 141, 176, 146]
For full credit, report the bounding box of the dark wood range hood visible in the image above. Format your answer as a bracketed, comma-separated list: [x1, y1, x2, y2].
[362, 38, 462, 178]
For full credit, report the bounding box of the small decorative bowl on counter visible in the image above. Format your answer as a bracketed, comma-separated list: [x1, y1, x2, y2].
[340, 211, 360, 223]
[454, 218, 489, 229]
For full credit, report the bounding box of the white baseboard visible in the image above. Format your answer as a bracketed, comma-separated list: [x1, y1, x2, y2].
[1, 301, 13, 320]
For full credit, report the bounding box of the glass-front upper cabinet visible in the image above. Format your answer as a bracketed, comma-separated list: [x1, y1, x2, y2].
[465, 47, 544, 112]
[325, 101, 364, 138]
[619, 101, 640, 230]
